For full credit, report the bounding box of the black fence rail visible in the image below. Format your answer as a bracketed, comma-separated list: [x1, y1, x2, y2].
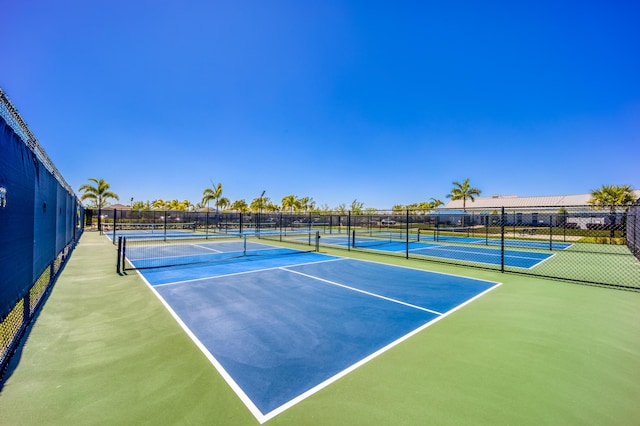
[102, 204, 640, 291]
[1, 89, 84, 382]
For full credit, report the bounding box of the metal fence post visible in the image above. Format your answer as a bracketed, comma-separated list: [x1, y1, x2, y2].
[347, 211, 351, 251]
[501, 207, 505, 273]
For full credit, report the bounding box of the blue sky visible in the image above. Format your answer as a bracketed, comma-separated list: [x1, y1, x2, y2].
[2, 0, 639, 209]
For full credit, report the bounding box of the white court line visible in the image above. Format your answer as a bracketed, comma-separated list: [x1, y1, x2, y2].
[135, 251, 502, 423]
[192, 244, 224, 253]
[281, 267, 444, 316]
[153, 257, 345, 287]
[412, 245, 549, 261]
[257, 269, 501, 423]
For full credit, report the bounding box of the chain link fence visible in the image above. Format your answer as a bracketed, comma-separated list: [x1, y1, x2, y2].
[99, 204, 640, 291]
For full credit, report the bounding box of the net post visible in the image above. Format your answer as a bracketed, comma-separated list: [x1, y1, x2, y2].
[549, 215, 553, 250]
[205, 209, 209, 239]
[122, 237, 127, 272]
[116, 236, 122, 273]
[485, 220, 489, 245]
[347, 211, 351, 251]
[500, 207, 505, 273]
[163, 211, 168, 242]
[405, 209, 409, 259]
[315, 231, 320, 252]
[243, 234, 247, 256]
[112, 208, 117, 243]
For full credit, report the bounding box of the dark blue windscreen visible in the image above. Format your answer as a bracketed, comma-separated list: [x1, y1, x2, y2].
[0, 121, 36, 318]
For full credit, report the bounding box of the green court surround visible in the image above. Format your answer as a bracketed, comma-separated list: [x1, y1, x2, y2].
[1, 231, 639, 425]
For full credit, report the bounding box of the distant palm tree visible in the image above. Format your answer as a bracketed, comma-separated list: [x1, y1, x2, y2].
[250, 196, 270, 213]
[216, 197, 230, 212]
[351, 199, 364, 214]
[152, 199, 166, 210]
[230, 199, 249, 213]
[78, 177, 119, 231]
[202, 183, 223, 213]
[78, 178, 119, 208]
[446, 178, 481, 212]
[299, 196, 314, 213]
[266, 202, 280, 213]
[589, 184, 635, 210]
[588, 184, 635, 237]
[281, 194, 298, 213]
[429, 198, 444, 209]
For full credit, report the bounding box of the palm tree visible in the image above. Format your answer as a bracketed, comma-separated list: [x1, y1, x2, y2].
[588, 184, 635, 237]
[266, 202, 280, 213]
[250, 196, 269, 213]
[131, 201, 147, 211]
[281, 194, 298, 213]
[78, 178, 119, 208]
[446, 178, 481, 212]
[429, 198, 444, 209]
[589, 184, 635, 210]
[202, 183, 223, 213]
[351, 199, 364, 214]
[78, 177, 119, 231]
[216, 197, 230, 212]
[230, 199, 249, 213]
[152, 199, 166, 210]
[392, 204, 405, 214]
[299, 196, 314, 213]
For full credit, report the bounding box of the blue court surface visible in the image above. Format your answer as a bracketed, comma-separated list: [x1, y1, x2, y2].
[321, 235, 566, 269]
[132, 243, 500, 422]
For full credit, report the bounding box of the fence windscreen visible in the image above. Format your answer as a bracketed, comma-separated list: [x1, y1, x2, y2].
[0, 89, 84, 380]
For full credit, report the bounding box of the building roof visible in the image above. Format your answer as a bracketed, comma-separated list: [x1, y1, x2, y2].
[103, 203, 131, 210]
[443, 190, 640, 210]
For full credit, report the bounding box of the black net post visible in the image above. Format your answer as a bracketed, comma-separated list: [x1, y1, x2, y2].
[500, 207, 505, 273]
[549, 215, 553, 250]
[122, 237, 127, 271]
[112, 208, 117, 242]
[116, 236, 122, 274]
[347, 211, 351, 251]
[485, 220, 489, 245]
[405, 209, 409, 259]
[163, 211, 168, 242]
[205, 209, 209, 239]
[315, 231, 320, 252]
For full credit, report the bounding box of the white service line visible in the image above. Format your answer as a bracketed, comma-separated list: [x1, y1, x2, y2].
[281, 267, 444, 316]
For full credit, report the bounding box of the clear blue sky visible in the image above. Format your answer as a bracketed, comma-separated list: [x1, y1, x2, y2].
[2, 0, 639, 209]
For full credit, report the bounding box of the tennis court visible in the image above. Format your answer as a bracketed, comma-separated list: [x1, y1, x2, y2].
[319, 233, 568, 269]
[125, 237, 500, 422]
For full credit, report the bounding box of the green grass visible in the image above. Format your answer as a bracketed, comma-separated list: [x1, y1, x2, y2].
[1, 232, 639, 425]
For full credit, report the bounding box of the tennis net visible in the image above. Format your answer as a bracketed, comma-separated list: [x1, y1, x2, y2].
[117, 233, 318, 272]
[428, 226, 475, 242]
[352, 229, 420, 248]
[104, 222, 196, 234]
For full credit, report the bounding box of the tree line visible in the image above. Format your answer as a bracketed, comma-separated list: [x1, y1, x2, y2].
[78, 177, 636, 213]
